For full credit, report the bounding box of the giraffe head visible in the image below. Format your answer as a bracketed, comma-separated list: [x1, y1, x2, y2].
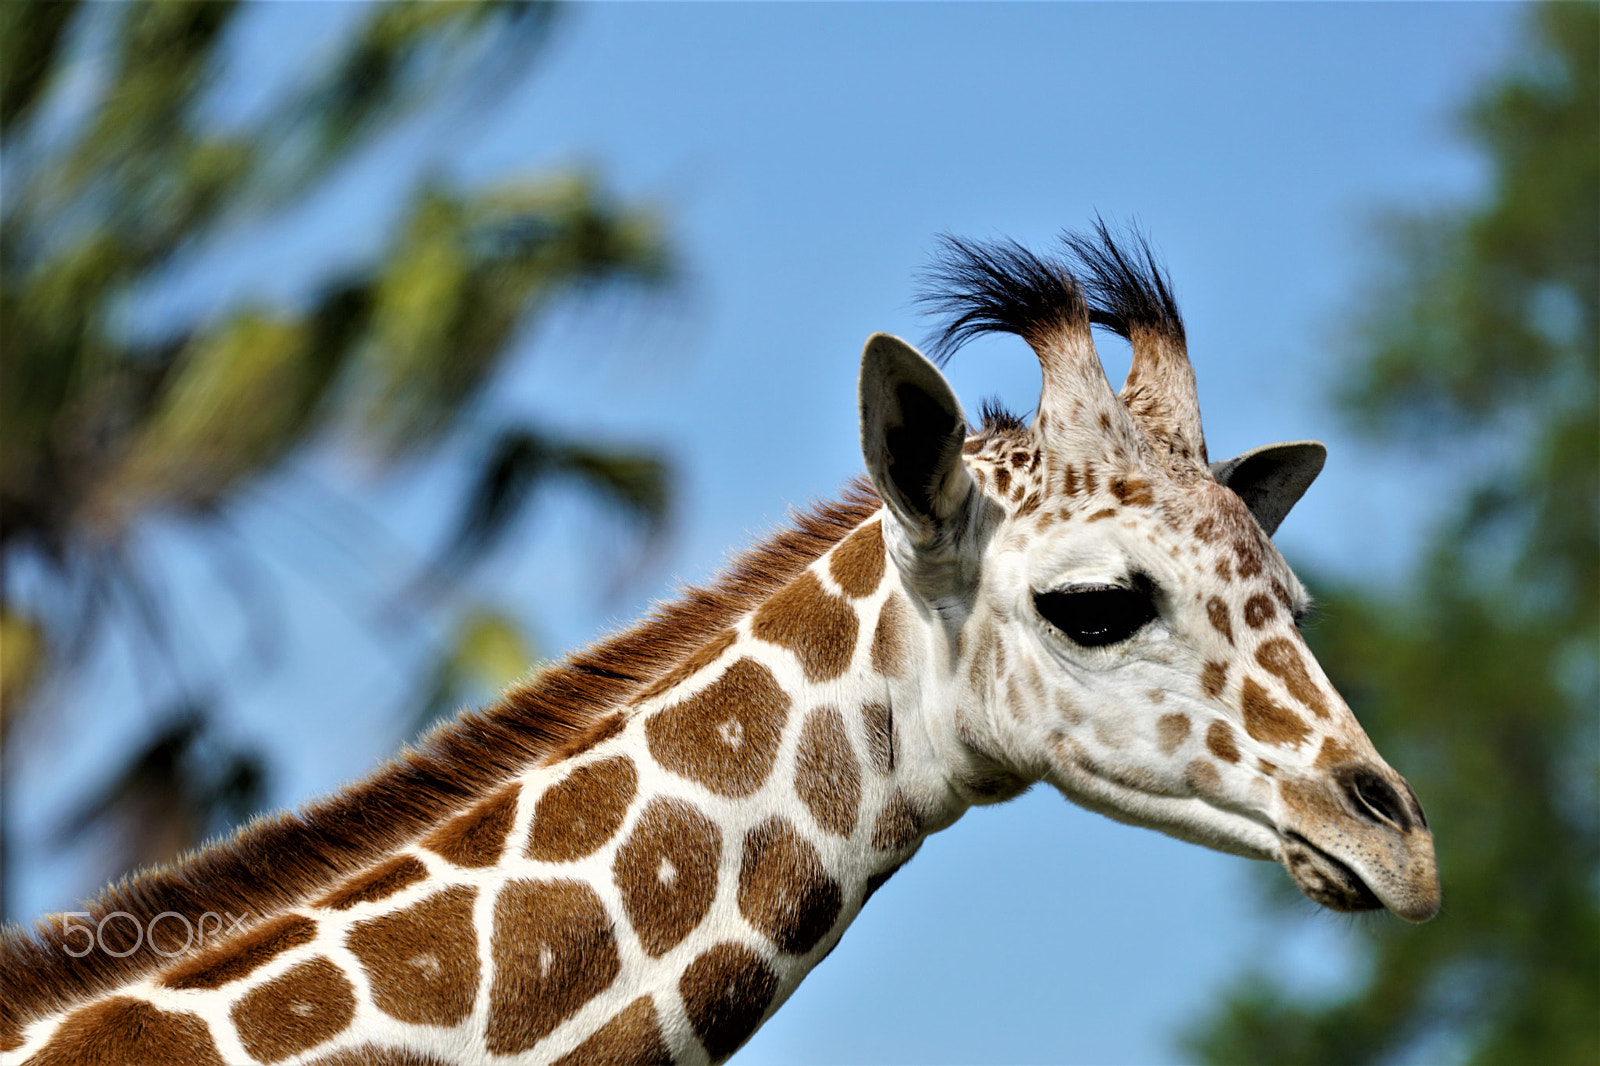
[858, 229, 1439, 922]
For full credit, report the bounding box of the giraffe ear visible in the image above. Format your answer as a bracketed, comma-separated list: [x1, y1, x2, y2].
[859, 332, 976, 543]
[1209, 441, 1327, 536]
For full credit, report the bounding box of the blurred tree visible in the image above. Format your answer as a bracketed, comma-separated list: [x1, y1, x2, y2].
[0, 0, 673, 916]
[1185, 4, 1597, 1063]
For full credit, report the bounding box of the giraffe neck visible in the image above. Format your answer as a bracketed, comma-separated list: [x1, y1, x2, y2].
[459, 560, 950, 1061]
[437, 505, 970, 1061]
[6, 495, 983, 1065]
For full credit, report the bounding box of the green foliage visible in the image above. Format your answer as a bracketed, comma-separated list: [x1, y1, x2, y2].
[1186, 4, 1599, 1063]
[1, 0, 673, 907]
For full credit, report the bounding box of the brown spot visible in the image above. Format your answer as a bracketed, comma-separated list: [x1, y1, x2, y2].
[870, 595, 907, 678]
[1278, 777, 1349, 827]
[347, 885, 479, 1027]
[1242, 593, 1276, 629]
[552, 996, 673, 1066]
[1206, 598, 1234, 644]
[647, 657, 788, 797]
[1315, 736, 1354, 769]
[1233, 538, 1264, 579]
[636, 628, 740, 703]
[232, 956, 356, 1064]
[1240, 677, 1312, 746]
[1155, 713, 1190, 754]
[738, 818, 844, 955]
[1256, 638, 1331, 718]
[1055, 691, 1084, 725]
[1271, 579, 1294, 611]
[158, 913, 316, 990]
[1193, 516, 1219, 543]
[1015, 492, 1042, 518]
[1063, 466, 1081, 496]
[1258, 759, 1278, 776]
[486, 880, 621, 1055]
[1184, 759, 1223, 798]
[967, 628, 996, 691]
[1086, 507, 1119, 522]
[1205, 720, 1241, 763]
[794, 706, 862, 837]
[829, 519, 886, 598]
[994, 622, 1011, 677]
[1083, 465, 1099, 495]
[1092, 716, 1128, 752]
[527, 756, 637, 862]
[871, 789, 922, 852]
[962, 437, 985, 454]
[305, 1047, 455, 1066]
[1110, 476, 1154, 507]
[422, 782, 520, 868]
[680, 942, 779, 1063]
[613, 798, 721, 957]
[1213, 556, 1233, 582]
[26, 997, 224, 1066]
[861, 700, 895, 774]
[1010, 450, 1030, 468]
[315, 855, 428, 911]
[993, 466, 1012, 495]
[751, 571, 858, 682]
[1147, 688, 1166, 704]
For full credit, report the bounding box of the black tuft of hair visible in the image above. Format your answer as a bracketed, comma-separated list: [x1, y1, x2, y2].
[1059, 217, 1185, 345]
[917, 235, 1090, 365]
[977, 396, 1026, 435]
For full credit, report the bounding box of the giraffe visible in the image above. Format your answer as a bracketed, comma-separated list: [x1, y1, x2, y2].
[1, 225, 1440, 1066]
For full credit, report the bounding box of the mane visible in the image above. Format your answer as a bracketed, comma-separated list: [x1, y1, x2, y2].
[917, 221, 1184, 363]
[1, 481, 882, 1041]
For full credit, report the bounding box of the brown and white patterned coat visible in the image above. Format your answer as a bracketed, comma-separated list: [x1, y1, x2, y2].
[1, 227, 1439, 1065]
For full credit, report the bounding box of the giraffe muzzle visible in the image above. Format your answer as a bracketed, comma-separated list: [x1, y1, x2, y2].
[1277, 768, 1441, 923]
[1281, 830, 1384, 913]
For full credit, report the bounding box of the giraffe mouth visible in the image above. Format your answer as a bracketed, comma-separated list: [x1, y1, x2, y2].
[1280, 831, 1384, 914]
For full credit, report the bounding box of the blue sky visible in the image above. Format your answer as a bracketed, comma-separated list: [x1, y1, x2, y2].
[13, 3, 1522, 1063]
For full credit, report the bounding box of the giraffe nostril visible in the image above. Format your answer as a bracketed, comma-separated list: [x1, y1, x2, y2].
[1399, 777, 1429, 829]
[1336, 766, 1412, 831]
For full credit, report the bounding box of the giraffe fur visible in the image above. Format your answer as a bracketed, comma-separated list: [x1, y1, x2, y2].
[1, 226, 1439, 1065]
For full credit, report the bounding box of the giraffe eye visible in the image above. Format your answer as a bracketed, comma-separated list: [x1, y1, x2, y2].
[1034, 582, 1158, 647]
